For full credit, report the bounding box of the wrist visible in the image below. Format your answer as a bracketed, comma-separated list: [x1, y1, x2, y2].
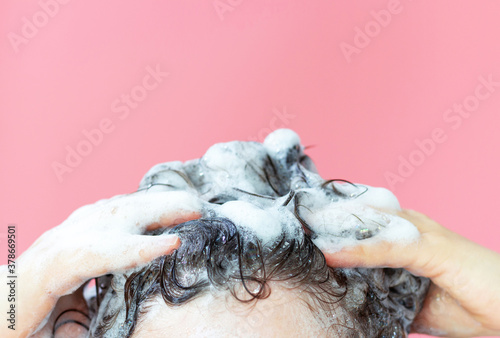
[15, 249, 78, 337]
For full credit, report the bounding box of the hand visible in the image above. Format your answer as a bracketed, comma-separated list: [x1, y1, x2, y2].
[30, 283, 90, 338]
[322, 209, 500, 337]
[2, 190, 202, 337]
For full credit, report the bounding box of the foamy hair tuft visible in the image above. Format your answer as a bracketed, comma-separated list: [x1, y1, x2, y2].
[88, 129, 428, 337]
[138, 128, 420, 250]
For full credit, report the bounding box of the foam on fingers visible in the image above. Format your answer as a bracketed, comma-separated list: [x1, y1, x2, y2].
[96, 191, 203, 233]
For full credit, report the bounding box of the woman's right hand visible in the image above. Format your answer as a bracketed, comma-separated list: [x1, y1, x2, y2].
[2, 190, 202, 338]
[322, 209, 500, 337]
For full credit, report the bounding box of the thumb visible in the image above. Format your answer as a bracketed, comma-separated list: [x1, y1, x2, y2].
[100, 234, 181, 274]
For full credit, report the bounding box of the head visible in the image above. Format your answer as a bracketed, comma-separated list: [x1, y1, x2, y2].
[90, 217, 428, 337]
[88, 129, 429, 337]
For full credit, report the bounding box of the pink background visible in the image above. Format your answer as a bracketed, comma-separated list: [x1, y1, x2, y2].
[1, 1, 499, 336]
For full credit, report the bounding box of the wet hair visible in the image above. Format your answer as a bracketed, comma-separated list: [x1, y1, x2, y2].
[89, 217, 429, 337]
[88, 130, 430, 336]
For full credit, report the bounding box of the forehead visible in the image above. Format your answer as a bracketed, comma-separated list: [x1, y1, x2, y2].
[131, 285, 340, 338]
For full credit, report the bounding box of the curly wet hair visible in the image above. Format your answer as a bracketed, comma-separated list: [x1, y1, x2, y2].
[88, 130, 430, 337]
[89, 216, 429, 337]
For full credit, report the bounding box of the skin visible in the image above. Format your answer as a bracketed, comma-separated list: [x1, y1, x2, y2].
[132, 284, 333, 337]
[323, 209, 500, 337]
[2, 193, 499, 337]
[0, 191, 202, 338]
[32, 284, 90, 338]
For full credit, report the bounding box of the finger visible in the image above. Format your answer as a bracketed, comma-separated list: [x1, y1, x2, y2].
[81, 234, 181, 278]
[115, 234, 181, 269]
[68, 191, 203, 233]
[109, 191, 203, 232]
[145, 209, 201, 231]
[396, 209, 440, 232]
[367, 208, 436, 234]
[322, 240, 419, 270]
[318, 207, 423, 270]
[322, 211, 454, 279]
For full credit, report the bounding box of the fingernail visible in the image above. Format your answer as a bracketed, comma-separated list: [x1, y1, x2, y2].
[162, 234, 180, 246]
